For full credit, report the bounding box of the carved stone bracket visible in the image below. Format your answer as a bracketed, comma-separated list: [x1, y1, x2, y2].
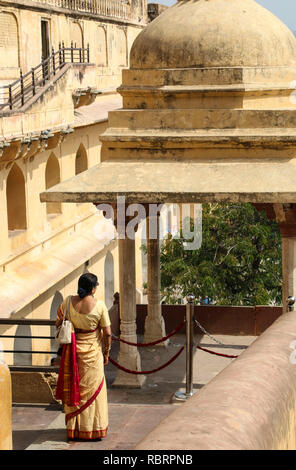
[253, 203, 296, 238]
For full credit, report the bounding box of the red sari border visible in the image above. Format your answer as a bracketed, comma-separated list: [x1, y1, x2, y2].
[67, 427, 108, 440]
[55, 332, 80, 407]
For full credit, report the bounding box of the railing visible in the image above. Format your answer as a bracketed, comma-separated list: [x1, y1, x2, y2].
[33, 0, 130, 20]
[0, 42, 90, 113]
[0, 318, 58, 372]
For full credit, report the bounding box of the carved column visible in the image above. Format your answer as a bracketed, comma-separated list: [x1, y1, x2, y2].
[112, 207, 145, 388]
[253, 203, 296, 314]
[273, 204, 296, 313]
[144, 213, 168, 346]
[282, 237, 296, 312]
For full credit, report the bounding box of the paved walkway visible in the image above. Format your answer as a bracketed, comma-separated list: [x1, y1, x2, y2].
[12, 333, 256, 450]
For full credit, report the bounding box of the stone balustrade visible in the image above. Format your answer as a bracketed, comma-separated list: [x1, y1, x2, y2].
[32, 0, 130, 21]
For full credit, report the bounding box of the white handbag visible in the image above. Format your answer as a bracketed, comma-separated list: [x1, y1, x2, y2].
[55, 296, 72, 345]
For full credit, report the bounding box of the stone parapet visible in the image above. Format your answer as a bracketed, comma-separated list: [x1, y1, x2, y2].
[135, 311, 296, 450]
[0, 359, 12, 450]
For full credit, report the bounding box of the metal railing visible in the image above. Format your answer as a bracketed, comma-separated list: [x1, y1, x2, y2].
[0, 318, 58, 372]
[33, 0, 130, 20]
[0, 42, 90, 113]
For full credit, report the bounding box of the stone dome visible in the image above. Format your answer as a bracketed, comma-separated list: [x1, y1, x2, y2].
[130, 0, 296, 69]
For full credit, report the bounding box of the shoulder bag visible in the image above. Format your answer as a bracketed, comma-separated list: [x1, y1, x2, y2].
[55, 296, 72, 345]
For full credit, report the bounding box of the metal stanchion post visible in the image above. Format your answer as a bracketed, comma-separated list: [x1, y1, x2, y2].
[288, 296, 295, 312]
[174, 294, 195, 401]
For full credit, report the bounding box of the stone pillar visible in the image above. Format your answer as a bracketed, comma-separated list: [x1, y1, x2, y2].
[281, 237, 296, 313]
[0, 359, 12, 450]
[144, 214, 168, 346]
[112, 236, 145, 388]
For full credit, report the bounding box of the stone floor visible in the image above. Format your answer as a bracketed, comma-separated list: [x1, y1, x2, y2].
[12, 333, 257, 450]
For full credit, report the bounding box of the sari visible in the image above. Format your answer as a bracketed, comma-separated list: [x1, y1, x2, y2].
[55, 296, 111, 440]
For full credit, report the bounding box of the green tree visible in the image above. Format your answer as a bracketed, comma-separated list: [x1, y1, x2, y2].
[160, 203, 282, 306]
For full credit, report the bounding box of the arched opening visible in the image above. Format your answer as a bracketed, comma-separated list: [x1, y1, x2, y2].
[45, 153, 62, 217]
[117, 29, 127, 67]
[104, 251, 114, 309]
[75, 144, 88, 175]
[14, 325, 32, 366]
[0, 12, 19, 70]
[6, 163, 27, 232]
[50, 290, 63, 360]
[71, 21, 83, 49]
[96, 26, 107, 66]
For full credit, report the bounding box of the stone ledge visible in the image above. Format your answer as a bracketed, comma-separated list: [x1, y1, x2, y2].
[11, 371, 58, 404]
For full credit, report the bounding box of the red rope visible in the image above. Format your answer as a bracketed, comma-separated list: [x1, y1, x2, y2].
[111, 319, 185, 347]
[109, 346, 184, 374]
[197, 345, 238, 359]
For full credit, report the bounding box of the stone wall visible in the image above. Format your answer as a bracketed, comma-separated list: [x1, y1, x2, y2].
[136, 304, 283, 336]
[0, 0, 146, 87]
[135, 310, 296, 450]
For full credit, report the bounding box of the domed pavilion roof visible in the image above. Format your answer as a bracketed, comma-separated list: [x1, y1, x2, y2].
[130, 0, 296, 69]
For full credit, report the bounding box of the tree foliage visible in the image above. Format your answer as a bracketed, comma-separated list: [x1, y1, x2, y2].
[160, 203, 282, 306]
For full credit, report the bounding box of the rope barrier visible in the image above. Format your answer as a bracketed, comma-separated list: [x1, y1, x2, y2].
[197, 345, 238, 359]
[109, 346, 184, 375]
[111, 319, 185, 347]
[193, 316, 238, 358]
[109, 315, 237, 377]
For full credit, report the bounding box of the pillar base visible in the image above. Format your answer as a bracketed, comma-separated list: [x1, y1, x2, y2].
[111, 350, 146, 388]
[144, 316, 169, 347]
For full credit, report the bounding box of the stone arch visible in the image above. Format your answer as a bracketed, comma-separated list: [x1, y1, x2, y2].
[75, 143, 88, 175]
[14, 325, 32, 366]
[0, 12, 19, 69]
[6, 163, 27, 231]
[104, 251, 114, 309]
[50, 290, 63, 358]
[117, 28, 127, 67]
[71, 21, 83, 48]
[45, 152, 61, 216]
[96, 26, 107, 66]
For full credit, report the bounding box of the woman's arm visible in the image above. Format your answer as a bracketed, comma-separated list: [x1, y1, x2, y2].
[55, 304, 64, 329]
[102, 326, 112, 366]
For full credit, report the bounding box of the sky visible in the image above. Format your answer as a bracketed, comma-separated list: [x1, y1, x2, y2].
[149, 0, 296, 33]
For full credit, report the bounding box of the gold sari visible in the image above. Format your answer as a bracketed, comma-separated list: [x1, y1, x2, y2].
[56, 296, 110, 440]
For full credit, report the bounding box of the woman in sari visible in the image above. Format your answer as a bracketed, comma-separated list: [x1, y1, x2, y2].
[55, 273, 112, 441]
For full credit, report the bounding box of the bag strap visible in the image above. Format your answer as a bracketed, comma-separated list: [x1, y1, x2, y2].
[62, 296, 71, 322]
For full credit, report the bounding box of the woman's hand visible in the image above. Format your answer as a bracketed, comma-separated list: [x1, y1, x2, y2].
[103, 353, 109, 366]
[102, 325, 111, 366]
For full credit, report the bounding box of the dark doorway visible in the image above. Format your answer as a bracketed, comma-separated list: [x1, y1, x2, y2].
[41, 20, 50, 59]
[41, 19, 50, 80]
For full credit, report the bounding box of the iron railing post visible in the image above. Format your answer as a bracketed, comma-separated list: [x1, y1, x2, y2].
[41, 56, 46, 85]
[8, 85, 12, 110]
[31, 68, 35, 96]
[71, 41, 74, 62]
[58, 42, 62, 68]
[52, 46, 56, 75]
[20, 69, 24, 106]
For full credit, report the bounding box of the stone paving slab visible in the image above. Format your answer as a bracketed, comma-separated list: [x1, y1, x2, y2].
[12, 334, 257, 450]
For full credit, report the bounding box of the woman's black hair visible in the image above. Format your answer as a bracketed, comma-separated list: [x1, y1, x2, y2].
[77, 273, 98, 299]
